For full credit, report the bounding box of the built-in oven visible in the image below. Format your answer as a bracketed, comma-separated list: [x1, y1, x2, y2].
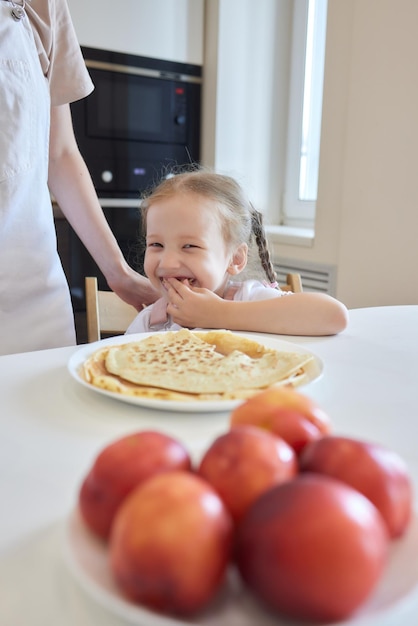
[71, 46, 202, 197]
[63, 47, 202, 324]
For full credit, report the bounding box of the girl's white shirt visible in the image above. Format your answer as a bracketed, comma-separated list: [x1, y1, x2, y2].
[126, 279, 291, 334]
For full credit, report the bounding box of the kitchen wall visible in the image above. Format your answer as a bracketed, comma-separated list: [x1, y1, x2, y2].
[279, 0, 418, 308]
[201, 0, 293, 226]
[68, 0, 204, 64]
[67, 0, 418, 309]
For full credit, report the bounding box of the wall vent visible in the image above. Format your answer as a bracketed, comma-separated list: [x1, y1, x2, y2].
[274, 257, 336, 295]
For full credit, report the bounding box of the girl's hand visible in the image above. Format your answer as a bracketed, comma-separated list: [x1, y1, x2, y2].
[163, 278, 225, 328]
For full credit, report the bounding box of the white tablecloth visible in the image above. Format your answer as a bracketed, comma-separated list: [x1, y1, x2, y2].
[1, 306, 417, 625]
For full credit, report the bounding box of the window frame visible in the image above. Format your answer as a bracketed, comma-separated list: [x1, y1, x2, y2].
[281, 0, 328, 229]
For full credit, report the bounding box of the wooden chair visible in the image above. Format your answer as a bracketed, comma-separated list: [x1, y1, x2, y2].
[84, 273, 303, 343]
[281, 273, 303, 293]
[85, 276, 138, 343]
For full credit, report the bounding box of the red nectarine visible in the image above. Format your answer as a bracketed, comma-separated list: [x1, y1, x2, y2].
[236, 474, 389, 622]
[79, 430, 192, 540]
[299, 435, 413, 538]
[230, 387, 331, 454]
[198, 425, 297, 524]
[110, 470, 233, 616]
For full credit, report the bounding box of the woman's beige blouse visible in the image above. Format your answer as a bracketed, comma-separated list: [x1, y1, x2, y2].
[26, 0, 94, 105]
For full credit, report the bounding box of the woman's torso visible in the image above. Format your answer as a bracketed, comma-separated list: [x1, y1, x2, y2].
[0, 0, 92, 354]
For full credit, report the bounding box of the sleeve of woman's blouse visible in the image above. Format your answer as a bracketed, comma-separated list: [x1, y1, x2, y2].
[27, 0, 94, 106]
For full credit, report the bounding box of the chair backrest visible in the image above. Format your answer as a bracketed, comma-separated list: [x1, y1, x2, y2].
[281, 273, 303, 293]
[84, 272, 303, 343]
[85, 276, 138, 343]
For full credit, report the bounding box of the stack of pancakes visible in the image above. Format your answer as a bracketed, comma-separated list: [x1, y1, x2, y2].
[82, 329, 315, 402]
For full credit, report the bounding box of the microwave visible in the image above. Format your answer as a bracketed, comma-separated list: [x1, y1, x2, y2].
[70, 47, 202, 199]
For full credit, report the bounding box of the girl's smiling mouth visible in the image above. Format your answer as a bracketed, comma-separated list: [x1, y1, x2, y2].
[161, 277, 196, 288]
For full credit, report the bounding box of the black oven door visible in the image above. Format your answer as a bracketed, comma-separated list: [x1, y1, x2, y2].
[70, 52, 201, 197]
[85, 67, 190, 146]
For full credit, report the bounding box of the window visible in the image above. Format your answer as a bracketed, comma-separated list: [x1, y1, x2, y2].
[204, 0, 327, 238]
[282, 0, 328, 228]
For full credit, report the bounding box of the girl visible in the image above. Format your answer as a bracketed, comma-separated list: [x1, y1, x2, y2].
[126, 170, 348, 336]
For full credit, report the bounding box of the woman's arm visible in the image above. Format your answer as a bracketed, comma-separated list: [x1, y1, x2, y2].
[164, 279, 348, 336]
[47, 103, 158, 308]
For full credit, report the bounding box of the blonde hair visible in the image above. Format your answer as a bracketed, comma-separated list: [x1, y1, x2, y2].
[141, 169, 278, 285]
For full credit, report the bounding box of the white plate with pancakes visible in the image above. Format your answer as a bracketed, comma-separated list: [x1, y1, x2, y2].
[68, 329, 323, 413]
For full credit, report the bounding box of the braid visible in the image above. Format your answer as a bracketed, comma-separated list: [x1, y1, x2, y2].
[250, 207, 278, 286]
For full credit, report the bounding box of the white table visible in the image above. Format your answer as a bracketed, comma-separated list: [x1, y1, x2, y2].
[1, 305, 417, 626]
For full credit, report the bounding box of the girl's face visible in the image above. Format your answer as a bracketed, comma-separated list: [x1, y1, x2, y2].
[144, 191, 247, 297]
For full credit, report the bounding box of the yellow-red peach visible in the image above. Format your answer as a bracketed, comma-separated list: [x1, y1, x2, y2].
[230, 387, 331, 453]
